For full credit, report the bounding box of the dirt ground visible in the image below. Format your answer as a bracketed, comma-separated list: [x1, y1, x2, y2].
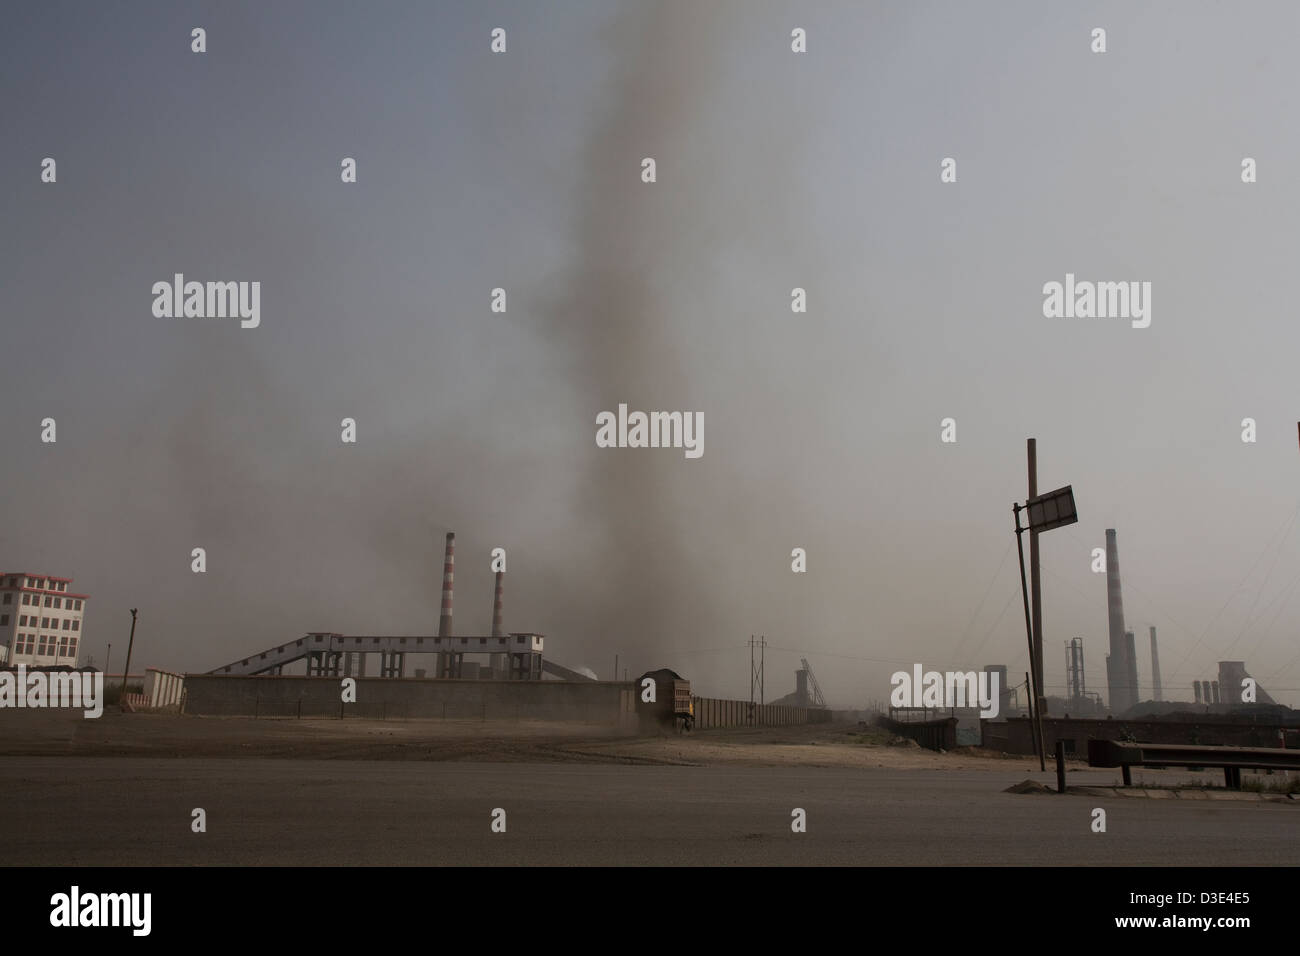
[0, 709, 1051, 771]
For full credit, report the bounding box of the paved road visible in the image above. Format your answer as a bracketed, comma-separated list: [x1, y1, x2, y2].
[2, 758, 1296, 865]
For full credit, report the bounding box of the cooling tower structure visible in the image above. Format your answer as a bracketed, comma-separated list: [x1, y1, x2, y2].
[1218, 661, 1277, 706]
[1103, 530, 1139, 714]
[984, 664, 1011, 715]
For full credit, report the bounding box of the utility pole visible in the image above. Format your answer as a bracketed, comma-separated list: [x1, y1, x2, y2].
[748, 635, 767, 725]
[1013, 476, 1076, 773]
[1015, 505, 1047, 771]
[1028, 439, 1044, 718]
[749, 635, 755, 722]
[104, 642, 112, 681]
[119, 608, 138, 711]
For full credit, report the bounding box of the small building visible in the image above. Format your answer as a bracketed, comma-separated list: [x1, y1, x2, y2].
[0, 572, 89, 668]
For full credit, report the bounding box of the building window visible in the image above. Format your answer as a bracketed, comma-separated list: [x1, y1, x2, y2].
[19, 616, 26, 626]
[0, 615, 7, 626]
[22, 594, 29, 605]
[53, 597, 61, 609]
[1, 593, 9, 605]
[36, 636, 48, 656]
[6, 577, 14, 587]
[68, 638, 77, 657]
[63, 619, 70, 630]
[72, 620, 79, 631]
[41, 617, 48, 628]
[75, 600, 82, 610]
[44, 596, 52, 607]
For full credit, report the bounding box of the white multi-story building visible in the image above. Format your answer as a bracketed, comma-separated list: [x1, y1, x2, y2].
[0, 572, 89, 667]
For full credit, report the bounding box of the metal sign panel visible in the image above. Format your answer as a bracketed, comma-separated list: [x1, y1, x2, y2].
[1026, 485, 1077, 532]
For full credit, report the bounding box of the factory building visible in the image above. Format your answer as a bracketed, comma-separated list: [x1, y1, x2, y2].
[0, 572, 89, 667]
[210, 531, 551, 680]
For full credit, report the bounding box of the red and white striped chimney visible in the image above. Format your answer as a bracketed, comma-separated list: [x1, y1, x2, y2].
[439, 532, 455, 638]
[491, 570, 504, 637]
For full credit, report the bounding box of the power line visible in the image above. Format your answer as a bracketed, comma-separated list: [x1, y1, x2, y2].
[949, 539, 1015, 661]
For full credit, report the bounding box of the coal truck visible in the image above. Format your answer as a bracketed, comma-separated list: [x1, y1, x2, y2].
[636, 668, 694, 733]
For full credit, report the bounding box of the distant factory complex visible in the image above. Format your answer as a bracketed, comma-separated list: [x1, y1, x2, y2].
[183, 530, 830, 731]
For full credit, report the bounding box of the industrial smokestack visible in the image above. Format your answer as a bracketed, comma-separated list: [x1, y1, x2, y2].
[1194, 681, 1203, 704]
[491, 570, 504, 637]
[1105, 530, 1133, 714]
[1149, 627, 1162, 702]
[1125, 630, 1139, 706]
[1211, 680, 1220, 704]
[439, 532, 455, 639]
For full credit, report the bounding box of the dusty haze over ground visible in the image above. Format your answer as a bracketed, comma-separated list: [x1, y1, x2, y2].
[3, 1, 1300, 707]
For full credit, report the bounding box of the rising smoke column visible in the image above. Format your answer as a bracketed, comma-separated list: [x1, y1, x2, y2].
[539, 3, 734, 672]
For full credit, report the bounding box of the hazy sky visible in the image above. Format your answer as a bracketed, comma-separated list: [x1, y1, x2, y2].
[4, 1, 1300, 708]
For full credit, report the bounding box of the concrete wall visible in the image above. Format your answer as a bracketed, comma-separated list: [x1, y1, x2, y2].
[182, 674, 636, 724]
[983, 716, 1300, 756]
[692, 696, 832, 729]
[145, 668, 184, 708]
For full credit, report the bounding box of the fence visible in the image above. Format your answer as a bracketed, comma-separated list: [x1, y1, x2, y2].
[691, 696, 832, 729]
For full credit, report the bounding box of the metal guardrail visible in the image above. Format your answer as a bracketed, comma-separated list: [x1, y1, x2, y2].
[1088, 739, 1300, 789]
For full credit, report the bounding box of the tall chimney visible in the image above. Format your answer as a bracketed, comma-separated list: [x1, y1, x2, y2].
[439, 532, 455, 639]
[1193, 681, 1203, 704]
[1149, 627, 1162, 702]
[1125, 630, 1139, 706]
[1211, 680, 1220, 704]
[491, 571, 504, 637]
[1105, 530, 1132, 713]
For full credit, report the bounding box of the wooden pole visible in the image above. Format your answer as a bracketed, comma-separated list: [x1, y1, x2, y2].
[118, 609, 138, 712]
